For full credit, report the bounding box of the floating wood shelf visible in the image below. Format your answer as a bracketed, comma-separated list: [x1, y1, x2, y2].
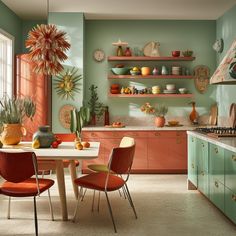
[108, 93, 193, 98]
[108, 75, 194, 79]
[108, 56, 195, 61]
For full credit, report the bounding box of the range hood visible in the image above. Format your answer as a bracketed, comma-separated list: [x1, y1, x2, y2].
[210, 39, 236, 84]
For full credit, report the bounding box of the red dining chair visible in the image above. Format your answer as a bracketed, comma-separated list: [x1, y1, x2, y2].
[86, 136, 135, 210]
[73, 144, 137, 233]
[0, 151, 54, 236]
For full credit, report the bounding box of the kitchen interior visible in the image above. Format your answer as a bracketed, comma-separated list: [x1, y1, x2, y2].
[0, 0, 236, 235]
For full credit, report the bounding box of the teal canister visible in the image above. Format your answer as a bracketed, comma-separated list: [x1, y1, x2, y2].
[33, 126, 55, 148]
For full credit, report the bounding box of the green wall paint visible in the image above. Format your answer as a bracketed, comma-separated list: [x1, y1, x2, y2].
[216, 4, 236, 117]
[85, 20, 216, 119]
[22, 20, 46, 53]
[0, 1, 22, 53]
[49, 13, 84, 133]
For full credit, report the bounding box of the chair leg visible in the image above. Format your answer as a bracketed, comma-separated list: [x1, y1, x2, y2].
[47, 189, 54, 221]
[124, 184, 138, 219]
[7, 197, 11, 219]
[91, 190, 96, 212]
[81, 188, 87, 201]
[97, 191, 101, 212]
[105, 192, 117, 233]
[73, 187, 83, 222]
[33, 196, 38, 236]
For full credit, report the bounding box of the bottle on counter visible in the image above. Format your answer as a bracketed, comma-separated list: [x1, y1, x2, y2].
[104, 106, 110, 126]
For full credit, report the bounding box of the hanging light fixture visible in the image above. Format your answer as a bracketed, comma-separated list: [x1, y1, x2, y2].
[25, 0, 71, 76]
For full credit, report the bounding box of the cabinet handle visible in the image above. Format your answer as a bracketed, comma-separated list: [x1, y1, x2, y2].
[232, 155, 236, 161]
[112, 133, 118, 137]
[91, 132, 96, 137]
[214, 181, 219, 188]
[191, 163, 194, 169]
[191, 138, 194, 142]
[232, 194, 236, 201]
[214, 148, 218, 154]
[154, 132, 160, 136]
[202, 143, 205, 147]
[201, 171, 205, 176]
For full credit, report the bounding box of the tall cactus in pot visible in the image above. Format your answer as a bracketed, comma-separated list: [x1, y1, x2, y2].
[70, 106, 91, 141]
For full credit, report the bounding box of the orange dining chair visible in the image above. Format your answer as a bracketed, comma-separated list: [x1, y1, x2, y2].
[0, 151, 54, 236]
[85, 136, 135, 210]
[73, 144, 137, 233]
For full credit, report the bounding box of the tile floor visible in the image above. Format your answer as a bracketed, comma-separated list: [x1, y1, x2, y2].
[0, 174, 235, 236]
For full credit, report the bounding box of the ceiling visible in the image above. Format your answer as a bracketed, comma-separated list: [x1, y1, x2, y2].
[2, 0, 236, 20]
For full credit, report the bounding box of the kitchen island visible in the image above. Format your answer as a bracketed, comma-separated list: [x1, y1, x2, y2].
[187, 130, 236, 224]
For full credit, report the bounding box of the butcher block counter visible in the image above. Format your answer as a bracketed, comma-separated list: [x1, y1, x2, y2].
[81, 125, 197, 173]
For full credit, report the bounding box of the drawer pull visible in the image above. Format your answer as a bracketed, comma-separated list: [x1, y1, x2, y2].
[232, 155, 236, 161]
[191, 138, 194, 142]
[201, 171, 204, 176]
[154, 132, 160, 136]
[191, 163, 194, 169]
[232, 194, 236, 201]
[202, 143, 205, 147]
[214, 148, 218, 154]
[214, 181, 219, 188]
[91, 133, 96, 137]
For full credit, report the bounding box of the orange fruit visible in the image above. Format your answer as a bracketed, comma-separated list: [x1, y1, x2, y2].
[82, 141, 90, 148]
[76, 142, 83, 150]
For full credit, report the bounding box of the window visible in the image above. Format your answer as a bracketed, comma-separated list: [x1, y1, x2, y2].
[0, 29, 14, 98]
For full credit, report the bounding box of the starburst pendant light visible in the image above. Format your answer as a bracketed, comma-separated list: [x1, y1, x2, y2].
[25, 24, 71, 75]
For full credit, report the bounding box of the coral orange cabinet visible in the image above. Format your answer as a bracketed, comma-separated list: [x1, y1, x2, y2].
[147, 131, 187, 173]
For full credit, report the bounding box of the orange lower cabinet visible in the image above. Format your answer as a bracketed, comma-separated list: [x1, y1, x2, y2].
[147, 131, 187, 173]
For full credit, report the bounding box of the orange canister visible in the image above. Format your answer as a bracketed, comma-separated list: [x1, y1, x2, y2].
[141, 67, 151, 76]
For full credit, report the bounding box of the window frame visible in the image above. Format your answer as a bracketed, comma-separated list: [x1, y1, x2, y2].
[0, 28, 15, 98]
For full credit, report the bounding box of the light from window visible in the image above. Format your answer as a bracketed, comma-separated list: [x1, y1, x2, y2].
[0, 29, 14, 98]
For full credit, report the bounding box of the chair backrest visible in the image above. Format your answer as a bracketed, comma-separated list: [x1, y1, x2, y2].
[119, 136, 135, 147]
[109, 144, 135, 174]
[0, 151, 37, 183]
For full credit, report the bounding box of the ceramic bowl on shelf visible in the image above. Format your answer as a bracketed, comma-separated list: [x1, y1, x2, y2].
[172, 50, 180, 57]
[166, 84, 175, 90]
[182, 50, 193, 57]
[111, 67, 130, 75]
[179, 88, 188, 94]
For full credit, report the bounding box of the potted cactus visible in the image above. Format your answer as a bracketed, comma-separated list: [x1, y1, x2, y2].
[70, 106, 91, 142]
[0, 96, 36, 145]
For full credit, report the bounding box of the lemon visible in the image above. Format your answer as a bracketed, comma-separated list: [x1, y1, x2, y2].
[133, 67, 139, 71]
[32, 139, 40, 149]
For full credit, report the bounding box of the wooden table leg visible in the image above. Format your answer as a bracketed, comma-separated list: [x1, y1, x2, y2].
[68, 160, 79, 199]
[55, 160, 68, 221]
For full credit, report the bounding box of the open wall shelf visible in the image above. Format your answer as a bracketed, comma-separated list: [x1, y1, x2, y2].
[108, 75, 194, 79]
[108, 56, 196, 61]
[108, 93, 193, 98]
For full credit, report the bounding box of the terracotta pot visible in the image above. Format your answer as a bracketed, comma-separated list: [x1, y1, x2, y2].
[0, 123, 26, 145]
[154, 116, 166, 127]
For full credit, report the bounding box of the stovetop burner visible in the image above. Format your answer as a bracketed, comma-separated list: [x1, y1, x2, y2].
[195, 127, 236, 138]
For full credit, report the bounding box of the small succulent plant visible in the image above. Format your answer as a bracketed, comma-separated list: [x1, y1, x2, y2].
[0, 96, 36, 125]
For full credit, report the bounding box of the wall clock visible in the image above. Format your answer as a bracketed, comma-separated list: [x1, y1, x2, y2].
[93, 49, 105, 62]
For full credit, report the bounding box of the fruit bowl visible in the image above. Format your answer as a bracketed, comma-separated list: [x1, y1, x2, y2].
[130, 70, 141, 75]
[111, 67, 130, 75]
[168, 120, 179, 126]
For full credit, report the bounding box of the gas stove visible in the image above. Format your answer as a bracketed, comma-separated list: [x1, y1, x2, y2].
[195, 127, 236, 138]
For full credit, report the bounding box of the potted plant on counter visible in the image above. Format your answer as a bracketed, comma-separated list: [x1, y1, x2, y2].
[140, 102, 168, 127]
[0, 96, 36, 145]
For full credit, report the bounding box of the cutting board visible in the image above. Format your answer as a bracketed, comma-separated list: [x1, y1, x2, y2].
[208, 104, 218, 125]
[229, 103, 236, 128]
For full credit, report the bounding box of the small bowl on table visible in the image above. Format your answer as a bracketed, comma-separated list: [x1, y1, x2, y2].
[172, 50, 180, 57]
[179, 88, 188, 94]
[168, 120, 179, 126]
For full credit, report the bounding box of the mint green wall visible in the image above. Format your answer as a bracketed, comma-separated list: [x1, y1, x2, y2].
[22, 20, 46, 53]
[49, 13, 84, 133]
[0, 1, 22, 53]
[216, 4, 236, 117]
[85, 20, 216, 119]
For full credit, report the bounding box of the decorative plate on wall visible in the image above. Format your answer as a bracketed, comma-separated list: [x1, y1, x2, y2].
[59, 104, 76, 129]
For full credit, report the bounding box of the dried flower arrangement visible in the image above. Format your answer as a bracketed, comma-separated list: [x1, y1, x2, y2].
[140, 102, 168, 117]
[25, 24, 70, 75]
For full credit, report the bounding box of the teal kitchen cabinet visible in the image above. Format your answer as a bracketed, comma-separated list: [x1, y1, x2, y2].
[209, 144, 225, 211]
[187, 135, 198, 187]
[197, 139, 209, 197]
[224, 149, 236, 223]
